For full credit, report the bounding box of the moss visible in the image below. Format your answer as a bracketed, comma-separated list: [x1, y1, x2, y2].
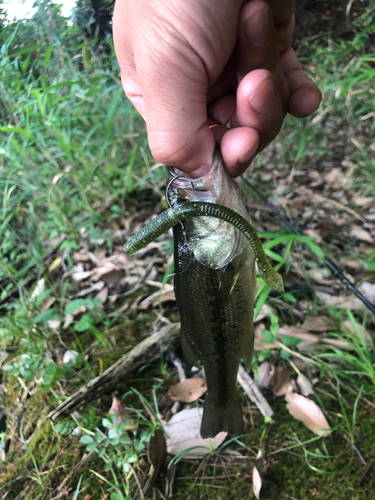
[169, 388, 375, 500]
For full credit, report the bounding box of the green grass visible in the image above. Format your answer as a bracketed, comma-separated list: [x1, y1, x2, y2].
[1, 1, 375, 499]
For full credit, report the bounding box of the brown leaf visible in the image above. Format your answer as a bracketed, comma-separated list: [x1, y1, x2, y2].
[296, 375, 313, 397]
[93, 245, 107, 262]
[355, 197, 375, 209]
[91, 262, 119, 281]
[95, 287, 108, 305]
[271, 366, 294, 397]
[165, 461, 177, 498]
[100, 269, 124, 285]
[252, 449, 263, 500]
[316, 291, 363, 310]
[350, 226, 373, 244]
[278, 326, 320, 351]
[302, 229, 322, 243]
[72, 270, 93, 281]
[63, 313, 74, 329]
[285, 392, 331, 436]
[76, 281, 105, 297]
[343, 259, 361, 270]
[164, 408, 227, 457]
[341, 320, 371, 343]
[108, 394, 133, 428]
[359, 282, 375, 303]
[73, 251, 91, 262]
[168, 378, 207, 403]
[254, 322, 277, 351]
[148, 429, 167, 486]
[302, 316, 335, 332]
[139, 285, 175, 309]
[306, 269, 334, 286]
[256, 362, 274, 390]
[153, 290, 176, 306]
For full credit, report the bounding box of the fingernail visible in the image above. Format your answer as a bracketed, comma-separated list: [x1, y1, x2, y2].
[237, 141, 259, 164]
[245, 7, 271, 47]
[248, 77, 277, 115]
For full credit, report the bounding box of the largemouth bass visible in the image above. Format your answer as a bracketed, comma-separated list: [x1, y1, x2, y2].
[123, 148, 283, 438]
[168, 149, 255, 438]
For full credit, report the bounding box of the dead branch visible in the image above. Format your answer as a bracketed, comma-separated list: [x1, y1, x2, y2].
[237, 365, 274, 419]
[48, 323, 181, 421]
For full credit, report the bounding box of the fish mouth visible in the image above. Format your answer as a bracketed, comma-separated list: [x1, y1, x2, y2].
[166, 146, 225, 207]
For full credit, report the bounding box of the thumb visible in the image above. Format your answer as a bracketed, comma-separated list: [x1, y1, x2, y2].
[137, 46, 215, 177]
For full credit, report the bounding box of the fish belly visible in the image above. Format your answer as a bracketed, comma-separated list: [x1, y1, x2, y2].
[173, 224, 255, 438]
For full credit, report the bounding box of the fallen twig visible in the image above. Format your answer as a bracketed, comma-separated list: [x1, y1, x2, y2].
[237, 365, 274, 419]
[48, 323, 181, 420]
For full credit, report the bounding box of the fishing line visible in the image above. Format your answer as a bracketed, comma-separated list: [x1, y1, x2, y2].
[240, 175, 375, 316]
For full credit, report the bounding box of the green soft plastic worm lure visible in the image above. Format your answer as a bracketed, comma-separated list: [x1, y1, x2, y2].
[123, 201, 284, 292]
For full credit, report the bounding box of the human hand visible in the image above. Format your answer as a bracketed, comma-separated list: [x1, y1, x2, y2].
[113, 0, 321, 178]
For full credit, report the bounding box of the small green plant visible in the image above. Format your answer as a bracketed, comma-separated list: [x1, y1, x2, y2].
[79, 412, 155, 498]
[257, 313, 302, 361]
[3, 342, 79, 392]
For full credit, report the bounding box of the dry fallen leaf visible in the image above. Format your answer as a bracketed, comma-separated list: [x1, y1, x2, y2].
[252, 449, 263, 500]
[272, 366, 294, 397]
[296, 374, 313, 397]
[359, 282, 375, 303]
[302, 229, 322, 243]
[140, 285, 175, 309]
[306, 269, 334, 286]
[350, 226, 373, 244]
[278, 326, 320, 351]
[302, 316, 335, 332]
[63, 313, 74, 329]
[341, 320, 371, 343]
[63, 350, 79, 364]
[148, 429, 167, 486]
[168, 378, 207, 403]
[256, 362, 274, 390]
[76, 281, 105, 297]
[52, 172, 64, 185]
[285, 392, 331, 436]
[95, 286, 108, 305]
[343, 259, 361, 270]
[47, 318, 61, 330]
[164, 408, 227, 457]
[316, 291, 363, 311]
[108, 394, 133, 429]
[30, 278, 45, 299]
[73, 251, 91, 262]
[72, 270, 93, 281]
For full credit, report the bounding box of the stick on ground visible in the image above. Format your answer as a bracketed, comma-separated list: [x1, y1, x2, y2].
[237, 364, 274, 418]
[48, 323, 180, 421]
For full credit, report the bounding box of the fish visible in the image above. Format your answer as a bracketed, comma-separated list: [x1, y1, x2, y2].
[123, 148, 283, 438]
[168, 149, 256, 438]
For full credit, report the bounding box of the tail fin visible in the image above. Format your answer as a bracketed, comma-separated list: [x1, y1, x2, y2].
[200, 397, 243, 439]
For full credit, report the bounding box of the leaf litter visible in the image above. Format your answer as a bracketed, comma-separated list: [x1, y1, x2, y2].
[285, 392, 331, 436]
[168, 378, 207, 403]
[163, 408, 227, 458]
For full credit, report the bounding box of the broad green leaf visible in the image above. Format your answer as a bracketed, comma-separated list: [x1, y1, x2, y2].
[32, 309, 59, 324]
[282, 336, 302, 347]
